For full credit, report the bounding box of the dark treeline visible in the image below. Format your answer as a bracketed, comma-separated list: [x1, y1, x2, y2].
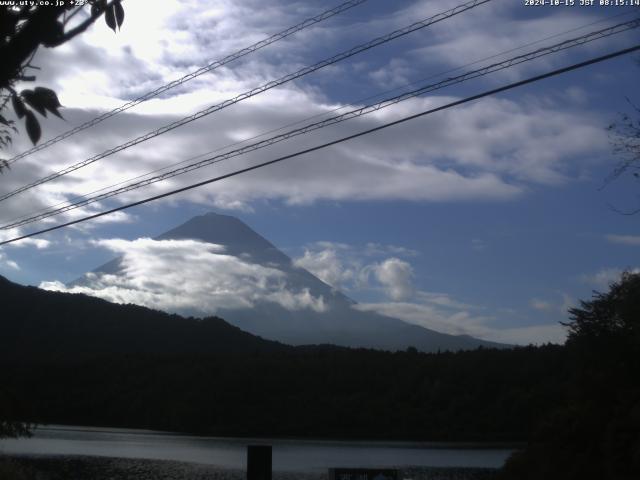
[5, 346, 567, 441]
[498, 272, 640, 480]
[2, 273, 639, 479]
[6, 274, 640, 480]
[0, 274, 567, 441]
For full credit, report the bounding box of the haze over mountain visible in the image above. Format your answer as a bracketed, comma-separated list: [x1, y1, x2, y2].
[67, 212, 506, 352]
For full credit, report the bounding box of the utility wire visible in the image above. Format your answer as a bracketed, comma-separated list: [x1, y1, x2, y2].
[1, 43, 638, 247]
[6, 5, 633, 228]
[5, 0, 370, 165]
[0, 0, 492, 203]
[3, 18, 638, 231]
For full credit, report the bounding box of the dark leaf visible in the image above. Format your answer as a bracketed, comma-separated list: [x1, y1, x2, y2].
[114, 1, 124, 28]
[25, 110, 41, 145]
[11, 95, 26, 119]
[33, 87, 62, 108]
[105, 5, 117, 32]
[21, 90, 47, 117]
[41, 20, 64, 47]
[0, 114, 11, 126]
[34, 87, 64, 119]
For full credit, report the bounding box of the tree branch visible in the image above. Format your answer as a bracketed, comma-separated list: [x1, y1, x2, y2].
[63, 5, 85, 26]
[47, 0, 123, 47]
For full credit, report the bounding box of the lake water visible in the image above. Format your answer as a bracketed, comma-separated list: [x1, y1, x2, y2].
[0, 425, 515, 472]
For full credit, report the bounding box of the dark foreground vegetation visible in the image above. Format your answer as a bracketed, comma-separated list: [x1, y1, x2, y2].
[498, 272, 640, 480]
[0, 274, 565, 441]
[1, 273, 639, 479]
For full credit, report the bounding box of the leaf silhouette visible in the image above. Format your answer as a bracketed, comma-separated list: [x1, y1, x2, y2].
[11, 95, 26, 119]
[105, 5, 117, 32]
[21, 89, 47, 117]
[33, 87, 64, 118]
[25, 110, 41, 145]
[41, 21, 64, 47]
[115, 1, 124, 28]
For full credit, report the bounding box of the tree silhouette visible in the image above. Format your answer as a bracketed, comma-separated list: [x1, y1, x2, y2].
[606, 61, 640, 214]
[564, 271, 640, 343]
[0, 0, 124, 438]
[500, 272, 640, 480]
[0, 0, 125, 172]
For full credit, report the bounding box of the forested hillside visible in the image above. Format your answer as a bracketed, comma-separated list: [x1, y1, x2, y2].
[1, 275, 566, 441]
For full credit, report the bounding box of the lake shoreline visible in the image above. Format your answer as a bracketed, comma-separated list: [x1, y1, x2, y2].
[1, 454, 500, 480]
[28, 423, 527, 449]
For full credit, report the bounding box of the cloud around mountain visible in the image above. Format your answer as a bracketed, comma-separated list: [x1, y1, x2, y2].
[41, 237, 327, 315]
[38, 219, 567, 347]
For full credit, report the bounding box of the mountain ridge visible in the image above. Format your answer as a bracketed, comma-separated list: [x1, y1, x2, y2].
[72, 212, 508, 352]
[0, 273, 288, 361]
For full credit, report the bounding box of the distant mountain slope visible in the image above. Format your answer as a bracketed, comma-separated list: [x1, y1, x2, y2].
[73, 212, 508, 352]
[1, 277, 569, 442]
[0, 274, 287, 362]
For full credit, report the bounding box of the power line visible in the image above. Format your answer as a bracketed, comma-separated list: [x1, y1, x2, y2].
[0, 0, 492, 204]
[10, 5, 631, 227]
[4, 18, 638, 231]
[5, 0, 370, 165]
[11, 5, 634, 231]
[2, 43, 638, 247]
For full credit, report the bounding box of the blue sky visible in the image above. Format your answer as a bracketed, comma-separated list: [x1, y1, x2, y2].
[1, 0, 639, 344]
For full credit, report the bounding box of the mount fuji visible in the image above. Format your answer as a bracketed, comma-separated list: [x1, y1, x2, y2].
[70, 212, 506, 352]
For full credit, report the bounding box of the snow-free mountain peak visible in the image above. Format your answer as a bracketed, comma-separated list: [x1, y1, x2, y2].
[73, 212, 507, 352]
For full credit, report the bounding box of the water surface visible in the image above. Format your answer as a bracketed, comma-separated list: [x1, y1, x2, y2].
[0, 425, 514, 472]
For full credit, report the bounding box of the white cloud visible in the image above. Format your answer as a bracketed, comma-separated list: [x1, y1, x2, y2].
[0, 227, 52, 249]
[340, 245, 568, 343]
[362, 243, 419, 257]
[417, 291, 477, 310]
[531, 298, 554, 312]
[485, 323, 567, 346]
[406, 0, 628, 84]
[293, 242, 418, 297]
[580, 267, 640, 290]
[0, 0, 613, 228]
[293, 243, 560, 344]
[560, 293, 574, 316]
[263, 288, 326, 313]
[606, 234, 640, 246]
[0, 252, 20, 271]
[355, 300, 566, 345]
[40, 237, 326, 314]
[368, 258, 414, 301]
[294, 247, 355, 289]
[369, 58, 412, 88]
[530, 293, 574, 315]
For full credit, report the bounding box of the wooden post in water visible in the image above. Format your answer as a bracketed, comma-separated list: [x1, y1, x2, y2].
[247, 445, 272, 480]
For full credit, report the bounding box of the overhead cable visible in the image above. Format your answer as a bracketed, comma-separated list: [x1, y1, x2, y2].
[5, 0, 370, 165]
[2, 18, 638, 230]
[1, 43, 638, 247]
[0, 0, 492, 203]
[3, 18, 638, 230]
